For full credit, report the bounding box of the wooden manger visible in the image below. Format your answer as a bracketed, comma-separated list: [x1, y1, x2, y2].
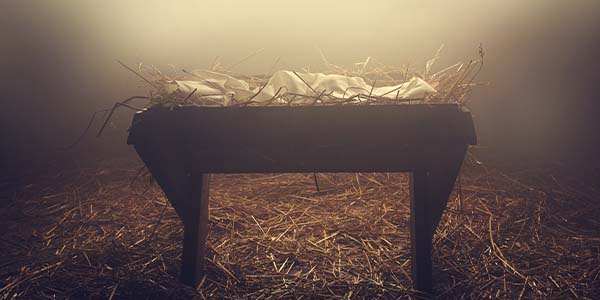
[127, 104, 476, 294]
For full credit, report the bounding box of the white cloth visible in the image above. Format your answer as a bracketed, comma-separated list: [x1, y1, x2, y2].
[163, 70, 436, 106]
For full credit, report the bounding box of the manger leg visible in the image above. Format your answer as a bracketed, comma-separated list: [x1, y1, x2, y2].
[133, 144, 212, 287]
[180, 173, 210, 286]
[410, 170, 434, 294]
[409, 148, 467, 295]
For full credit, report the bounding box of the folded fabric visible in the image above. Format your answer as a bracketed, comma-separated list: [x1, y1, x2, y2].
[162, 70, 436, 106]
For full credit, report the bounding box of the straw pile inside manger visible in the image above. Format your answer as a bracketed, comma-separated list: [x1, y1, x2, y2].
[117, 45, 486, 109]
[93, 46, 483, 140]
[1, 159, 599, 299]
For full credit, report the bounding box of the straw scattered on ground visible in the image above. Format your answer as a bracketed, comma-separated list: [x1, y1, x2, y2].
[1, 158, 599, 299]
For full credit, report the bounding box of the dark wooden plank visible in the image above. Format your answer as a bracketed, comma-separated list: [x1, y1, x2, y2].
[128, 105, 475, 173]
[408, 145, 467, 294]
[180, 173, 210, 286]
[410, 170, 434, 293]
[128, 104, 476, 149]
[133, 143, 211, 286]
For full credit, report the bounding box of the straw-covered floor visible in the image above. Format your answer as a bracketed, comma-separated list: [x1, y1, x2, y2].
[1, 158, 599, 299]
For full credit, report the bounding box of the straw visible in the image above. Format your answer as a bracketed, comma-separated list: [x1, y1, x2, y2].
[2, 159, 598, 299]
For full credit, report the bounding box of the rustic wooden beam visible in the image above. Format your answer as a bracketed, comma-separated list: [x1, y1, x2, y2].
[410, 169, 434, 293]
[132, 144, 210, 286]
[180, 173, 209, 286]
[409, 145, 467, 294]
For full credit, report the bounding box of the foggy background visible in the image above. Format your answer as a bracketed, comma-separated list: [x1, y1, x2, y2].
[1, 0, 600, 176]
